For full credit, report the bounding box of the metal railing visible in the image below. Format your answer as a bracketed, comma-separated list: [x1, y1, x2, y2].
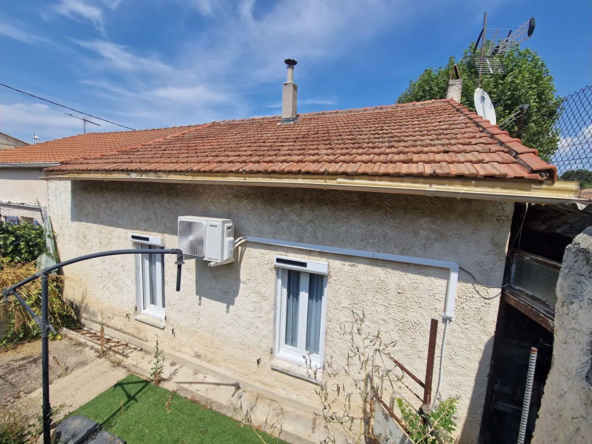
[552, 86, 592, 178]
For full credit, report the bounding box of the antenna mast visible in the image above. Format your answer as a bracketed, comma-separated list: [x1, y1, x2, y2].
[478, 12, 487, 88]
[65, 113, 101, 134]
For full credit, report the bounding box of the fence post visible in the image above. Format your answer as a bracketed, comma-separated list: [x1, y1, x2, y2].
[423, 318, 439, 406]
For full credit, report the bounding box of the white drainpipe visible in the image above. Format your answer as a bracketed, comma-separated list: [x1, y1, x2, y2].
[235, 236, 458, 403]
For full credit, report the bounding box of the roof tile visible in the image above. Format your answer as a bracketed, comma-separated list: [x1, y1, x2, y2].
[42, 100, 556, 182]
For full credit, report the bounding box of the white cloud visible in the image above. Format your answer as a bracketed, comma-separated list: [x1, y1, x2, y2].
[0, 102, 119, 142]
[0, 23, 48, 44]
[7, 0, 492, 140]
[266, 98, 336, 109]
[71, 0, 407, 128]
[75, 40, 173, 74]
[553, 124, 592, 173]
[52, 0, 122, 33]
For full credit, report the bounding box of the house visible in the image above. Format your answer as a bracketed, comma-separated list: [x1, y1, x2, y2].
[0, 126, 198, 223]
[41, 66, 586, 442]
[0, 132, 28, 151]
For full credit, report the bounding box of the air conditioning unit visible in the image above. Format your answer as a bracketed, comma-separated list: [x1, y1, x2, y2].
[178, 217, 234, 263]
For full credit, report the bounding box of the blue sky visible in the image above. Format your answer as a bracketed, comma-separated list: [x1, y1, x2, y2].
[1, 0, 590, 143]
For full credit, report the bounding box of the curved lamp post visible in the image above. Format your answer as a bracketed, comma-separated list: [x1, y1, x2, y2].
[2, 249, 185, 444]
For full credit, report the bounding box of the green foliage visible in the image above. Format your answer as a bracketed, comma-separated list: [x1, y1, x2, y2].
[396, 397, 458, 443]
[397, 46, 562, 161]
[0, 260, 79, 348]
[0, 221, 48, 264]
[150, 339, 165, 385]
[561, 169, 592, 189]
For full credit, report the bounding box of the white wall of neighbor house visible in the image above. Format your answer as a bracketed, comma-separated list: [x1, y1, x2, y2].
[0, 168, 48, 206]
[48, 179, 512, 443]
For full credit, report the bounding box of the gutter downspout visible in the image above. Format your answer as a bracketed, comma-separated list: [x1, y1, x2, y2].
[237, 236, 458, 404]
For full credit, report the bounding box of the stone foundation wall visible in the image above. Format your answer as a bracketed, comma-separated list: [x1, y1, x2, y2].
[533, 227, 592, 444]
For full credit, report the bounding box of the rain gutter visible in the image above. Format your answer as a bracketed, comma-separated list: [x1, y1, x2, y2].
[0, 163, 60, 168]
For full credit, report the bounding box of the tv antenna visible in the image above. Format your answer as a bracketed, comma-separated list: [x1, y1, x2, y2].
[65, 113, 101, 134]
[499, 104, 530, 136]
[33, 133, 40, 144]
[473, 13, 536, 86]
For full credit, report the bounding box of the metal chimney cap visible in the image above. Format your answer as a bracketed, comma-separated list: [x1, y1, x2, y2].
[284, 59, 297, 67]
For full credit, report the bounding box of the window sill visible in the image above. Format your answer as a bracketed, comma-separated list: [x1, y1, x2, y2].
[271, 358, 322, 384]
[134, 314, 165, 330]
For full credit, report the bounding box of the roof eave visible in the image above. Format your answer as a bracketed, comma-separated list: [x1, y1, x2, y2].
[0, 162, 61, 168]
[43, 171, 586, 205]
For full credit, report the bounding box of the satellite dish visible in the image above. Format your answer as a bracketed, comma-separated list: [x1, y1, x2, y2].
[474, 88, 497, 125]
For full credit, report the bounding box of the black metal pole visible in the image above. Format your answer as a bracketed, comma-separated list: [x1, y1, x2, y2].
[41, 273, 51, 444]
[1, 248, 185, 442]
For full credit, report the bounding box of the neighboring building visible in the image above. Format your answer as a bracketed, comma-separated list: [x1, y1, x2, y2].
[43, 79, 587, 442]
[0, 126, 198, 223]
[0, 132, 28, 150]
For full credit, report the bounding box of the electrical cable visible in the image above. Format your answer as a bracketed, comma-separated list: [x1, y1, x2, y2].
[459, 266, 506, 300]
[0, 83, 136, 131]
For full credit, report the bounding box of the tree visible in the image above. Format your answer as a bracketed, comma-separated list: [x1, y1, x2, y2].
[561, 169, 592, 189]
[398, 46, 562, 161]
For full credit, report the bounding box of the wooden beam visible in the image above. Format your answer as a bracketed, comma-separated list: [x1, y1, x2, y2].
[503, 290, 554, 332]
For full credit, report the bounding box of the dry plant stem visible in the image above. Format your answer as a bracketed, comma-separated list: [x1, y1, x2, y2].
[310, 309, 402, 444]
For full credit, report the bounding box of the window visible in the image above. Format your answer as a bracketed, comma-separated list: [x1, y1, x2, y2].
[275, 256, 328, 369]
[133, 236, 165, 321]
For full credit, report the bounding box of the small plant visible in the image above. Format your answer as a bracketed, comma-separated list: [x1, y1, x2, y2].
[0, 406, 37, 444]
[396, 397, 458, 444]
[99, 322, 106, 357]
[150, 339, 165, 385]
[165, 389, 178, 413]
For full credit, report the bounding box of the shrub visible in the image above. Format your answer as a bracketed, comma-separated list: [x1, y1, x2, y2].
[0, 221, 47, 265]
[397, 397, 458, 443]
[0, 260, 79, 348]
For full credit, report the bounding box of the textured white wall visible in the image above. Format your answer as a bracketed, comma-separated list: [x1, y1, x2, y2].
[48, 180, 512, 443]
[0, 168, 48, 206]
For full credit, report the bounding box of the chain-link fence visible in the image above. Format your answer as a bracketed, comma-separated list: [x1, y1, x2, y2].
[551, 86, 592, 183]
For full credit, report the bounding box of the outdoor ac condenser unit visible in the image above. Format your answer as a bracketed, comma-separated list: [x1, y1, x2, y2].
[178, 216, 234, 263]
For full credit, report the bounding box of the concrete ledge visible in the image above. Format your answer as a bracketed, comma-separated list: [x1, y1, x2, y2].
[134, 314, 165, 329]
[271, 358, 320, 384]
[79, 316, 322, 416]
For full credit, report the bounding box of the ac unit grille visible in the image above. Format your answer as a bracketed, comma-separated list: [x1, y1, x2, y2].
[178, 220, 205, 257]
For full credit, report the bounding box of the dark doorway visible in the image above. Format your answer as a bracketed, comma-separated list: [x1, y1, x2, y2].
[482, 300, 554, 444]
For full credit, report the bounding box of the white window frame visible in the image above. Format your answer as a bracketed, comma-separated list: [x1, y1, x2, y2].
[133, 236, 165, 321]
[274, 256, 328, 369]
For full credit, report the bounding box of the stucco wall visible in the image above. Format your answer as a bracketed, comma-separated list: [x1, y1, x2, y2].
[48, 180, 512, 442]
[532, 227, 592, 444]
[0, 168, 48, 206]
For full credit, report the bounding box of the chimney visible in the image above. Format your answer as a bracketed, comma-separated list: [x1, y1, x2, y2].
[282, 59, 298, 122]
[446, 64, 462, 103]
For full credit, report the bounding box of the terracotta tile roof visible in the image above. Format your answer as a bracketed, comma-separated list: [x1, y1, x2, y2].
[48, 99, 557, 182]
[0, 125, 199, 164]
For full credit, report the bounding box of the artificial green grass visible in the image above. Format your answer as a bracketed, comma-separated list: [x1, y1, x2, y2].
[70, 374, 286, 444]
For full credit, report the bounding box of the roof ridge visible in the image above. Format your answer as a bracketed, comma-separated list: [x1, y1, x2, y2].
[447, 100, 557, 181]
[180, 99, 455, 128]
